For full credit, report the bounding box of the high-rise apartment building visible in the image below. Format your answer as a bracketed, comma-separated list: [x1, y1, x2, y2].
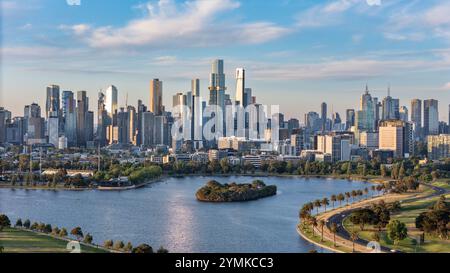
[235, 68, 245, 107]
[76, 91, 88, 147]
[105, 85, 118, 119]
[427, 134, 450, 160]
[46, 85, 60, 119]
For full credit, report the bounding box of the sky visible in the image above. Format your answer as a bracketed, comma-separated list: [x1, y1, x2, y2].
[1, 0, 449, 122]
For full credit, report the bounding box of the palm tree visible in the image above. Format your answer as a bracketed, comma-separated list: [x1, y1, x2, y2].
[337, 193, 345, 207]
[371, 185, 376, 197]
[345, 192, 351, 206]
[330, 195, 337, 209]
[318, 219, 326, 242]
[364, 188, 369, 198]
[351, 190, 357, 203]
[330, 223, 338, 247]
[321, 198, 330, 212]
[357, 190, 364, 200]
[313, 199, 322, 215]
[310, 216, 318, 237]
[350, 230, 359, 253]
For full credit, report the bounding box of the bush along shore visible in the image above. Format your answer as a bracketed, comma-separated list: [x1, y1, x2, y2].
[196, 180, 277, 202]
[0, 214, 168, 253]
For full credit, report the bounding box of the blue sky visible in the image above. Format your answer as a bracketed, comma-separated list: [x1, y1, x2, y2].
[1, 0, 449, 122]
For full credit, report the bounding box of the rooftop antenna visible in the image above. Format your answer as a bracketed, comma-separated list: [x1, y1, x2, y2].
[365, 83, 369, 94]
[125, 92, 129, 108]
[388, 84, 391, 97]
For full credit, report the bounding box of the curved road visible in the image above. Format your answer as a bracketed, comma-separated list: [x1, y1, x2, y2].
[325, 183, 448, 253]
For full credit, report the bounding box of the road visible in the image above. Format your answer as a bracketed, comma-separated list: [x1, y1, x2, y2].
[325, 183, 448, 253]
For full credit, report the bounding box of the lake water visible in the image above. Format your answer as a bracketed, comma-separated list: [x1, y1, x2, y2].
[0, 176, 370, 253]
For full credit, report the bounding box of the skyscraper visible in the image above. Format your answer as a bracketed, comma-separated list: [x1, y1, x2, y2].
[62, 92, 77, 147]
[191, 79, 200, 97]
[46, 85, 60, 119]
[381, 88, 399, 120]
[105, 85, 118, 119]
[356, 85, 376, 132]
[136, 100, 147, 146]
[0, 108, 10, 143]
[235, 68, 245, 107]
[209, 59, 226, 109]
[399, 106, 408, 122]
[97, 92, 108, 146]
[424, 99, 439, 136]
[321, 102, 327, 132]
[345, 109, 355, 130]
[379, 120, 405, 158]
[411, 99, 422, 139]
[150, 79, 163, 115]
[76, 91, 88, 146]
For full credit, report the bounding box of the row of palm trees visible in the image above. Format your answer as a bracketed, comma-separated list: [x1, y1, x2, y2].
[299, 184, 386, 252]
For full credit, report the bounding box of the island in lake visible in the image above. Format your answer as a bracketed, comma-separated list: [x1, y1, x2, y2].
[196, 180, 277, 202]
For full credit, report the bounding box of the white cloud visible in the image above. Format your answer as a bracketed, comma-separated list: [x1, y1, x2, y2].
[59, 24, 91, 35]
[65, 0, 290, 49]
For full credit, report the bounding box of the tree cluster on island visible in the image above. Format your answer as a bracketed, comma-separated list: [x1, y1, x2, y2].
[196, 180, 277, 202]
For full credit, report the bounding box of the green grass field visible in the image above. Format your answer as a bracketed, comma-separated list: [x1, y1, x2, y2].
[0, 228, 108, 253]
[343, 193, 450, 253]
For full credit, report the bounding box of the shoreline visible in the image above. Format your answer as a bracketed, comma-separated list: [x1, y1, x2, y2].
[0, 173, 387, 192]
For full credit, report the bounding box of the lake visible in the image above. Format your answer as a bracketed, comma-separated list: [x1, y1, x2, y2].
[0, 176, 370, 253]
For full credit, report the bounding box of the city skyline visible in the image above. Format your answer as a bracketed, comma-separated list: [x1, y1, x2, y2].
[1, 0, 450, 120]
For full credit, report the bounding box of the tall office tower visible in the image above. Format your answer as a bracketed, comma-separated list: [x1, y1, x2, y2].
[141, 112, 155, 147]
[136, 100, 147, 146]
[379, 120, 407, 158]
[374, 98, 381, 127]
[0, 107, 11, 143]
[381, 88, 400, 120]
[127, 106, 137, 145]
[173, 93, 187, 109]
[97, 92, 108, 146]
[105, 85, 118, 119]
[209, 59, 226, 107]
[116, 108, 129, 144]
[345, 109, 355, 130]
[356, 85, 376, 132]
[48, 116, 59, 147]
[192, 78, 200, 97]
[235, 68, 245, 106]
[411, 99, 422, 139]
[321, 102, 327, 132]
[85, 111, 94, 144]
[208, 59, 226, 138]
[448, 104, 450, 128]
[244, 88, 252, 107]
[46, 85, 60, 119]
[305, 111, 321, 132]
[424, 99, 439, 136]
[399, 106, 408, 122]
[76, 91, 88, 147]
[150, 79, 163, 115]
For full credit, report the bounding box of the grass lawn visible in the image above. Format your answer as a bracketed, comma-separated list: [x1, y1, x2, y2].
[0, 228, 108, 253]
[342, 194, 450, 253]
[299, 224, 354, 253]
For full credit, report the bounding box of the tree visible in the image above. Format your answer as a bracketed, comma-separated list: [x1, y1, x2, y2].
[0, 214, 11, 231]
[59, 228, 68, 237]
[330, 195, 337, 209]
[346, 162, 352, 176]
[372, 232, 380, 242]
[114, 240, 125, 250]
[83, 233, 93, 244]
[157, 246, 169, 253]
[70, 227, 84, 240]
[380, 165, 387, 177]
[43, 224, 52, 233]
[313, 199, 322, 215]
[330, 223, 338, 247]
[104, 240, 114, 249]
[337, 193, 345, 207]
[310, 216, 318, 237]
[318, 219, 326, 242]
[23, 219, 31, 229]
[132, 244, 154, 253]
[349, 209, 375, 231]
[321, 198, 330, 212]
[345, 192, 351, 205]
[124, 242, 133, 252]
[386, 220, 408, 245]
[15, 219, 23, 228]
[350, 230, 359, 252]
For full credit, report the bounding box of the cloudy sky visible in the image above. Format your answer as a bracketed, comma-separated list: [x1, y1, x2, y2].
[1, 0, 449, 122]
